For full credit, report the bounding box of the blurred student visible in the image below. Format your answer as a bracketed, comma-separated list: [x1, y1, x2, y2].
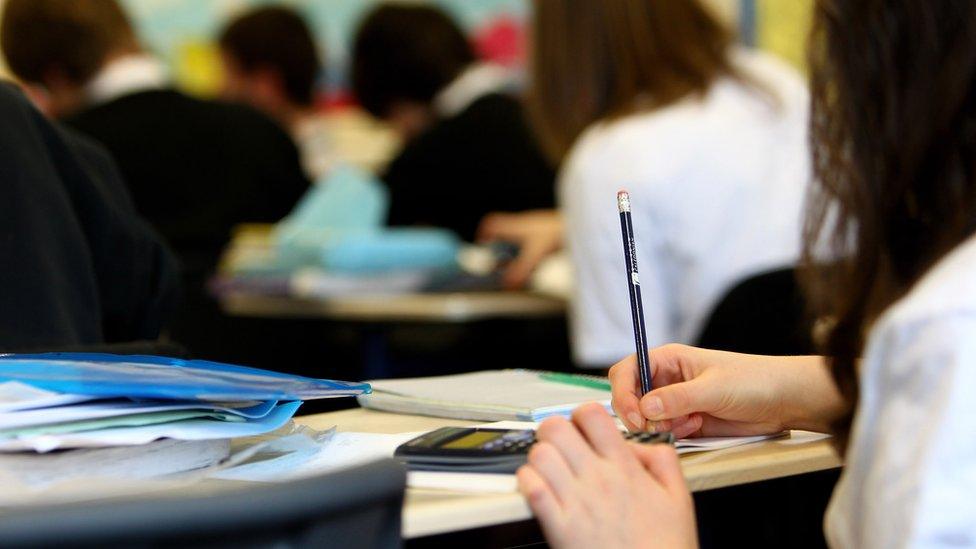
[218, 6, 332, 180]
[1, 0, 309, 358]
[485, 0, 810, 366]
[0, 82, 178, 350]
[351, 4, 555, 242]
[520, 1, 976, 547]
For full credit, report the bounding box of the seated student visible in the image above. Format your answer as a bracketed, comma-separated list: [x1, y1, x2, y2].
[0, 0, 309, 358]
[218, 6, 333, 181]
[518, 1, 976, 547]
[0, 82, 178, 350]
[484, 0, 810, 366]
[350, 4, 556, 242]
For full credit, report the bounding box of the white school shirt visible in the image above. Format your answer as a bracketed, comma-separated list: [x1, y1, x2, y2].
[825, 235, 976, 548]
[560, 48, 811, 366]
[85, 54, 168, 106]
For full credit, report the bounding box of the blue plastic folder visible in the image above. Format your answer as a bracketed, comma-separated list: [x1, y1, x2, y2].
[0, 353, 371, 402]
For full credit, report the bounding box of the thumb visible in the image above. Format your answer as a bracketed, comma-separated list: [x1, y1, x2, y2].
[639, 378, 718, 421]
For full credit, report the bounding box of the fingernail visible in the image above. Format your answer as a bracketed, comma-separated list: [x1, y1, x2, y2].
[643, 396, 664, 419]
[627, 412, 644, 431]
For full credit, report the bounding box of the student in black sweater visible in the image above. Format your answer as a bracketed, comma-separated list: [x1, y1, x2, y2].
[0, 83, 178, 351]
[351, 4, 555, 242]
[1, 0, 309, 359]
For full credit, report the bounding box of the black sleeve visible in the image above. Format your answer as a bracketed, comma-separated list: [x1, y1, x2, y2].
[49, 125, 182, 342]
[0, 83, 178, 347]
[381, 138, 439, 229]
[237, 106, 311, 223]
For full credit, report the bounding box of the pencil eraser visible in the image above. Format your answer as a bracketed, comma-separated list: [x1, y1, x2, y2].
[617, 190, 631, 212]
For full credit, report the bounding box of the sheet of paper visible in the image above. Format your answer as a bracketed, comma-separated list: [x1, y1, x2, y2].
[0, 399, 277, 430]
[0, 401, 302, 453]
[2, 410, 242, 438]
[775, 430, 831, 445]
[0, 381, 96, 412]
[0, 438, 231, 489]
[211, 429, 420, 482]
[0, 425, 331, 507]
[478, 421, 787, 454]
[674, 432, 788, 454]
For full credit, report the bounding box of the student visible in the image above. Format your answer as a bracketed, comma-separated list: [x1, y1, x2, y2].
[519, 1, 976, 547]
[350, 3, 555, 242]
[1, 0, 309, 358]
[0, 82, 178, 350]
[481, 1, 810, 367]
[218, 6, 333, 180]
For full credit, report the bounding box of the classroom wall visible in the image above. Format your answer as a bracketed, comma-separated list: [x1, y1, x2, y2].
[757, 0, 814, 70]
[118, 0, 531, 99]
[0, 0, 812, 95]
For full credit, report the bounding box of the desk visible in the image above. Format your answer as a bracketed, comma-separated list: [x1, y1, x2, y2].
[220, 291, 566, 323]
[220, 291, 568, 378]
[295, 408, 842, 539]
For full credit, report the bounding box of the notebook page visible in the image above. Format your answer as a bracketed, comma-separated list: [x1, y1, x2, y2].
[366, 370, 610, 413]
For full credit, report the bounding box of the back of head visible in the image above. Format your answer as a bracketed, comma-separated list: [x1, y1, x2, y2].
[219, 6, 321, 107]
[1, 0, 136, 87]
[351, 3, 474, 119]
[528, 0, 735, 163]
[802, 0, 976, 450]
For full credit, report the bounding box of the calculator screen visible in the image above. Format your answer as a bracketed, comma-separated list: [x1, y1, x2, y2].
[442, 431, 504, 449]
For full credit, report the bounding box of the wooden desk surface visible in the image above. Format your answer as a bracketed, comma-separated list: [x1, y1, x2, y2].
[295, 408, 841, 539]
[220, 291, 566, 323]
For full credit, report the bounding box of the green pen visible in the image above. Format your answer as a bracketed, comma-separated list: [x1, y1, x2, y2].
[540, 372, 612, 391]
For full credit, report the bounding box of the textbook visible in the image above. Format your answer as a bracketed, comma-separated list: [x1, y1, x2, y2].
[357, 370, 611, 422]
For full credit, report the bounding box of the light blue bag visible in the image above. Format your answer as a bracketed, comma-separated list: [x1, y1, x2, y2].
[272, 165, 460, 274]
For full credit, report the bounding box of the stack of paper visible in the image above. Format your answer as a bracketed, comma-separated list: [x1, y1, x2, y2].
[210, 420, 793, 494]
[357, 370, 612, 421]
[0, 353, 370, 486]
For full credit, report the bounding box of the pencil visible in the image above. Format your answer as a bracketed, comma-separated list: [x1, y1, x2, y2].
[617, 190, 653, 396]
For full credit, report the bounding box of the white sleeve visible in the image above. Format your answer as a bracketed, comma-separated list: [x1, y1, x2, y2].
[833, 314, 976, 548]
[559, 150, 671, 368]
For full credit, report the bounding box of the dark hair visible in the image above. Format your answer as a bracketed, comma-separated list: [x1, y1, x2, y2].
[218, 6, 321, 107]
[351, 4, 474, 119]
[803, 0, 976, 450]
[527, 0, 741, 163]
[1, 0, 136, 85]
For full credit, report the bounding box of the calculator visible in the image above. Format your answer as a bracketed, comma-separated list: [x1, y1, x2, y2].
[394, 427, 674, 473]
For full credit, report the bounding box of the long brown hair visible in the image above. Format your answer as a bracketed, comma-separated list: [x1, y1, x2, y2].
[804, 0, 976, 449]
[527, 0, 739, 163]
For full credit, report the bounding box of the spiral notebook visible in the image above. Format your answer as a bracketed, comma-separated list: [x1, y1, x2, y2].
[356, 369, 611, 422]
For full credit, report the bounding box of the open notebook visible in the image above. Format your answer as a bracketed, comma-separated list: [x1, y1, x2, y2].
[357, 370, 611, 422]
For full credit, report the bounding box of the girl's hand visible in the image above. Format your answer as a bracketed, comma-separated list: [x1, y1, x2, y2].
[476, 209, 563, 289]
[609, 345, 842, 437]
[517, 403, 698, 549]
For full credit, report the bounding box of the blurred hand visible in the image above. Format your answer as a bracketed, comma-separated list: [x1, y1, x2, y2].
[477, 209, 563, 289]
[517, 403, 697, 549]
[609, 345, 842, 438]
